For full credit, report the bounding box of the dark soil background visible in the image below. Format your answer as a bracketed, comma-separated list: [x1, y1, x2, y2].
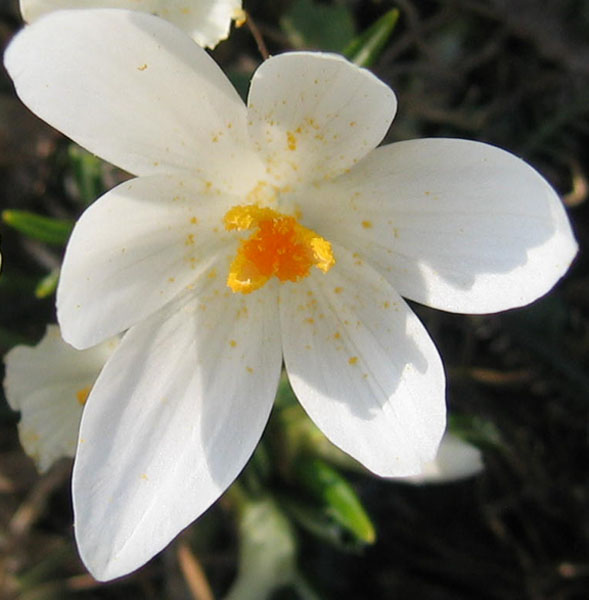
[0, 1, 588, 598]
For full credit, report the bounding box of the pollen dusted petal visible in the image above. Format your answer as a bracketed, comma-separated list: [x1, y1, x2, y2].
[224, 204, 335, 294]
[72, 284, 282, 580]
[303, 139, 578, 313]
[3, 325, 118, 473]
[279, 248, 446, 477]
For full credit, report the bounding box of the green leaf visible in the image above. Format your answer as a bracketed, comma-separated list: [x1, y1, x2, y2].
[68, 143, 105, 205]
[241, 439, 272, 497]
[2, 210, 73, 246]
[294, 456, 376, 546]
[280, 0, 355, 52]
[35, 268, 60, 299]
[344, 9, 400, 67]
[448, 413, 503, 451]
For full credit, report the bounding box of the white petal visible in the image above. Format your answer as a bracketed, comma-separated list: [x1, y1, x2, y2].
[5, 9, 263, 191]
[247, 52, 396, 185]
[401, 432, 483, 484]
[20, 0, 243, 48]
[57, 174, 238, 349]
[73, 282, 282, 581]
[280, 246, 446, 477]
[305, 139, 577, 313]
[3, 325, 117, 472]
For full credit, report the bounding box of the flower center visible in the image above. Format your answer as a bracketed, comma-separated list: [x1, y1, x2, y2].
[224, 204, 335, 294]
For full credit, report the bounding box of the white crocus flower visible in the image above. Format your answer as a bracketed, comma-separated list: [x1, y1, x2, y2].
[401, 432, 484, 484]
[19, 0, 244, 48]
[4, 9, 576, 581]
[3, 325, 117, 473]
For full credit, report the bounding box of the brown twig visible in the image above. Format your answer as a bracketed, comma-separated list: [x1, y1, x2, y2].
[177, 541, 215, 600]
[7, 460, 70, 540]
[245, 11, 269, 60]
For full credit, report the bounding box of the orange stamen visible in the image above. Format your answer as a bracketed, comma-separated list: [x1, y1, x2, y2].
[224, 205, 335, 294]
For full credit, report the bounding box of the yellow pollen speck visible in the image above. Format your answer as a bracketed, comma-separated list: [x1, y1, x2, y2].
[334, 332, 341, 339]
[185, 233, 195, 246]
[286, 131, 297, 151]
[76, 385, 92, 406]
[384, 301, 390, 308]
[141, 473, 149, 480]
[348, 356, 358, 365]
[207, 269, 217, 279]
[224, 204, 335, 294]
[349, 121, 357, 127]
[306, 117, 320, 130]
[305, 317, 314, 324]
[137, 63, 148, 71]
[246, 180, 274, 205]
[246, 366, 254, 374]
[361, 220, 373, 229]
[230, 340, 237, 347]
[190, 216, 198, 224]
[334, 287, 343, 294]
[168, 277, 175, 283]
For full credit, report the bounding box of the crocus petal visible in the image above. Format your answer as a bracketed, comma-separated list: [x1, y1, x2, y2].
[402, 432, 484, 484]
[3, 326, 117, 472]
[305, 139, 577, 313]
[247, 52, 396, 185]
[73, 283, 282, 580]
[19, 0, 243, 48]
[57, 174, 239, 349]
[5, 9, 263, 190]
[280, 246, 446, 477]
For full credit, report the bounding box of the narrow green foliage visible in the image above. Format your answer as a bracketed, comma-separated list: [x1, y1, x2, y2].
[344, 9, 400, 67]
[449, 413, 503, 451]
[35, 268, 60, 299]
[2, 210, 73, 246]
[68, 144, 105, 205]
[280, 0, 355, 51]
[294, 456, 376, 546]
[241, 440, 272, 497]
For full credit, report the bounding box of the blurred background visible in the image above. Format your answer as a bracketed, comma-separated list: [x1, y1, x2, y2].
[0, 0, 588, 598]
